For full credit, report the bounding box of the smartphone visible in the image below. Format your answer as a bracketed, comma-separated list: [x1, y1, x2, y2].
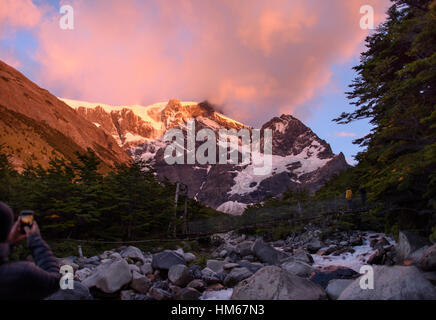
[20, 210, 34, 234]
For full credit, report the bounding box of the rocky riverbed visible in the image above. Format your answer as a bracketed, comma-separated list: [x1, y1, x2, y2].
[49, 226, 436, 300]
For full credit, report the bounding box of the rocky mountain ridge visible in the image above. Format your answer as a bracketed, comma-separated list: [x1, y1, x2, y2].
[62, 98, 349, 214]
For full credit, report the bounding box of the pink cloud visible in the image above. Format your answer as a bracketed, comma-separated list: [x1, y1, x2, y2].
[335, 131, 357, 137]
[2, 0, 391, 126]
[0, 0, 41, 32]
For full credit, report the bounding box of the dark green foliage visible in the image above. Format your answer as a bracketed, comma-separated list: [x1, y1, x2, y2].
[328, 0, 436, 236]
[0, 147, 221, 242]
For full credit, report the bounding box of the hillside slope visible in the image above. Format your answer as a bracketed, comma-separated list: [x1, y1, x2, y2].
[0, 60, 131, 168]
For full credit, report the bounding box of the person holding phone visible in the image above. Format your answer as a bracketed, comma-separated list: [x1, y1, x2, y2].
[0, 202, 60, 300]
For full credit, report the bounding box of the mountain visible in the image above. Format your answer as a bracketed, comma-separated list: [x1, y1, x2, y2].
[0, 60, 131, 169]
[62, 98, 349, 215]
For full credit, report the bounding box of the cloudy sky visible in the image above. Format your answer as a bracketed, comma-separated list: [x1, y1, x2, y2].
[0, 0, 391, 164]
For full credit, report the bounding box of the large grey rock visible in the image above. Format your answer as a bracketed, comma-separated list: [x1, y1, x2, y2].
[231, 266, 327, 300]
[396, 231, 429, 263]
[224, 267, 253, 287]
[140, 262, 153, 275]
[251, 239, 289, 265]
[183, 252, 196, 263]
[206, 260, 227, 274]
[236, 241, 254, 257]
[121, 246, 145, 264]
[168, 264, 194, 287]
[82, 259, 132, 293]
[281, 259, 314, 277]
[130, 271, 152, 293]
[339, 266, 436, 300]
[201, 267, 220, 284]
[237, 261, 263, 274]
[129, 264, 140, 274]
[325, 279, 354, 300]
[420, 244, 436, 271]
[74, 268, 92, 282]
[110, 252, 122, 260]
[46, 281, 93, 300]
[306, 240, 324, 254]
[151, 251, 186, 270]
[293, 249, 314, 265]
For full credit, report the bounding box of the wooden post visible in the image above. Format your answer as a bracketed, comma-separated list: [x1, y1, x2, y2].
[168, 182, 180, 237]
[183, 196, 188, 235]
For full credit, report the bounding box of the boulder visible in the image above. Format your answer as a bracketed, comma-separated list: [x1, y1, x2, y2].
[309, 266, 358, 289]
[82, 259, 132, 293]
[128, 264, 140, 274]
[306, 240, 324, 254]
[121, 246, 145, 264]
[130, 271, 152, 294]
[325, 279, 354, 300]
[206, 260, 227, 274]
[201, 267, 220, 284]
[293, 249, 314, 265]
[189, 265, 203, 279]
[423, 271, 436, 285]
[237, 261, 263, 274]
[175, 248, 184, 256]
[223, 267, 253, 287]
[183, 252, 196, 263]
[46, 281, 93, 300]
[236, 241, 254, 257]
[339, 266, 436, 300]
[367, 249, 385, 265]
[223, 263, 240, 270]
[281, 260, 314, 278]
[419, 244, 436, 271]
[140, 262, 153, 275]
[251, 239, 289, 265]
[350, 236, 363, 246]
[149, 287, 172, 300]
[74, 268, 92, 282]
[187, 279, 207, 292]
[168, 264, 194, 287]
[396, 231, 429, 263]
[407, 246, 429, 265]
[151, 251, 186, 270]
[231, 266, 327, 300]
[174, 287, 202, 300]
[110, 252, 122, 260]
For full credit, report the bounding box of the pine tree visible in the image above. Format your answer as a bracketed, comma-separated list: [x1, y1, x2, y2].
[333, 0, 436, 232]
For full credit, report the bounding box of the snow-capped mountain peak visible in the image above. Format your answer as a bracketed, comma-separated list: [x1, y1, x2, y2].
[61, 98, 348, 215]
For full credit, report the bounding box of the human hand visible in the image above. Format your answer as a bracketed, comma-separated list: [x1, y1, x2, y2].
[7, 219, 27, 244]
[24, 221, 40, 237]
